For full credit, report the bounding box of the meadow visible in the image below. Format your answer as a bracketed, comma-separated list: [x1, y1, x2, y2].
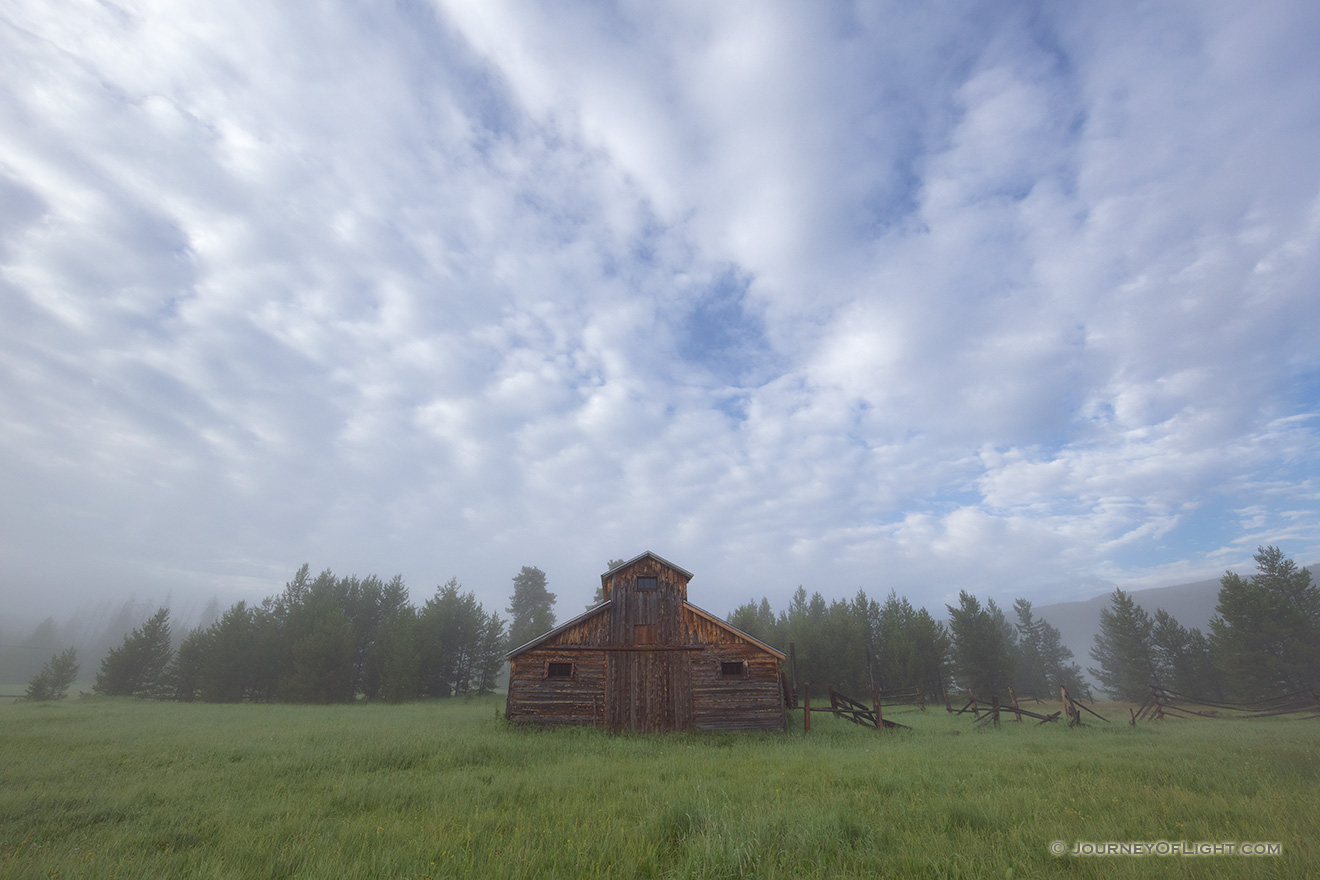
[1, 692, 1316, 879]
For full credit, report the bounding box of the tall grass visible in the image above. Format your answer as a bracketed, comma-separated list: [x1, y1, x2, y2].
[1, 696, 1316, 878]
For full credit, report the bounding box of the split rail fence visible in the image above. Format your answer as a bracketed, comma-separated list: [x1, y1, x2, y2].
[1132, 685, 1320, 724]
[799, 684, 911, 731]
[948, 686, 1106, 728]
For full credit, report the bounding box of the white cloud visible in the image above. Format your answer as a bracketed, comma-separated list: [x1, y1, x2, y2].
[1, 0, 1318, 627]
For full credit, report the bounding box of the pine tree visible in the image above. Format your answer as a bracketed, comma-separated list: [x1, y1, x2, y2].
[872, 591, 915, 691]
[163, 627, 208, 702]
[1036, 615, 1090, 700]
[1210, 546, 1320, 700]
[419, 578, 504, 697]
[473, 611, 507, 696]
[362, 576, 414, 701]
[1088, 590, 1158, 701]
[1151, 609, 1196, 694]
[1015, 599, 1089, 699]
[23, 647, 79, 701]
[195, 602, 259, 703]
[947, 592, 1016, 697]
[909, 606, 953, 698]
[813, 590, 872, 696]
[777, 587, 822, 694]
[284, 613, 356, 703]
[1183, 628, 1225, 700]
[372, 606, 422, 703]
[727, 597, 779, 647]
[1012, 599, 1050, 697]
[506, 566, 556, 651]
[94, 607, 173, 698]
[270, 567, 360, 703]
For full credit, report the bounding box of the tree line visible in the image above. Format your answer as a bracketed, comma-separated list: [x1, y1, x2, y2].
[1090, 546, 1320, 703]
[21, 564, 559, 704]
[727, 587, 1090, 701]
[2, 596, 223, 687]
[20, 546, 1315, 705]
[727, 546, 1317, 705]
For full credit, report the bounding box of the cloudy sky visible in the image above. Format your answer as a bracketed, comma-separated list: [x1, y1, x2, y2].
[3, 0, 1318, 627]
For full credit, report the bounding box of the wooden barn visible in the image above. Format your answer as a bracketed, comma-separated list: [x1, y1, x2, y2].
[505, 552, 787, 732]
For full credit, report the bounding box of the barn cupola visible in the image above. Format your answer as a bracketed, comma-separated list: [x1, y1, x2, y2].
[599, 551, 692, 602]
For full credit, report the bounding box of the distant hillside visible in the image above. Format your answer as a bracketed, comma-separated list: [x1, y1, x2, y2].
[1034, 563, 1318, 685]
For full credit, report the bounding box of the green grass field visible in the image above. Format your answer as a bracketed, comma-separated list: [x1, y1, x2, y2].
[2, 694, 1316, 879]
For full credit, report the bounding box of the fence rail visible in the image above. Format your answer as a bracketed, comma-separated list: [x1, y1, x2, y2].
[1132, 685, 1320, 724]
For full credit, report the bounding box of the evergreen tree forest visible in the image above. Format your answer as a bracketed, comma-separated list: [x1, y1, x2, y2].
[34, 546, 1317, 708]
[726, 586, 1090, 702]
[1211, 545, 1320, 700]
[1088, 546, 1316, 703]
[91, 565, 512, 704]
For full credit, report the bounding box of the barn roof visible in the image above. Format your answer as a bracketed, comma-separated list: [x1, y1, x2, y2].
[601, 550, 693, 581]
[504, 600, 611, 660]
[504, 597, 787, 662]
[684, 601, 787, 660]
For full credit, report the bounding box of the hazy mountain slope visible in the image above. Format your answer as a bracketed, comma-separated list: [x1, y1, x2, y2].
[1034, 564, 1318, 684]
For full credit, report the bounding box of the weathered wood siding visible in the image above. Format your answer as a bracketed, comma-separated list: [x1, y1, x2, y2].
[600, 553, 690, 607]
[505, 609, 608, 727]
[683, 608, 787, 732]
[506, 553, 785, 733]
[604, 555, 692, 732]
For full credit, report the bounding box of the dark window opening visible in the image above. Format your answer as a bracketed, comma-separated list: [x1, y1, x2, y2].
[720, 661, 746, 677]
[636, 576, 657, 591]
[547, 662, 574, 679]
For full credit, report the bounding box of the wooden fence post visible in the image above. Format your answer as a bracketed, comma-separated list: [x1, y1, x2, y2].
[789, 642, 798, 709]
[1060, 685, 1078, 726]
[1009, 687, 1022, 723]
[1149, 684, 1164, 720]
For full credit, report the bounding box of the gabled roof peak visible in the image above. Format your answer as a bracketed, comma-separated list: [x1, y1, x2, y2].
[602, 551, 694, 580]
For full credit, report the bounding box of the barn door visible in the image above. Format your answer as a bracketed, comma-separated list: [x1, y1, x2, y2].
[607, 649, 690, 732]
